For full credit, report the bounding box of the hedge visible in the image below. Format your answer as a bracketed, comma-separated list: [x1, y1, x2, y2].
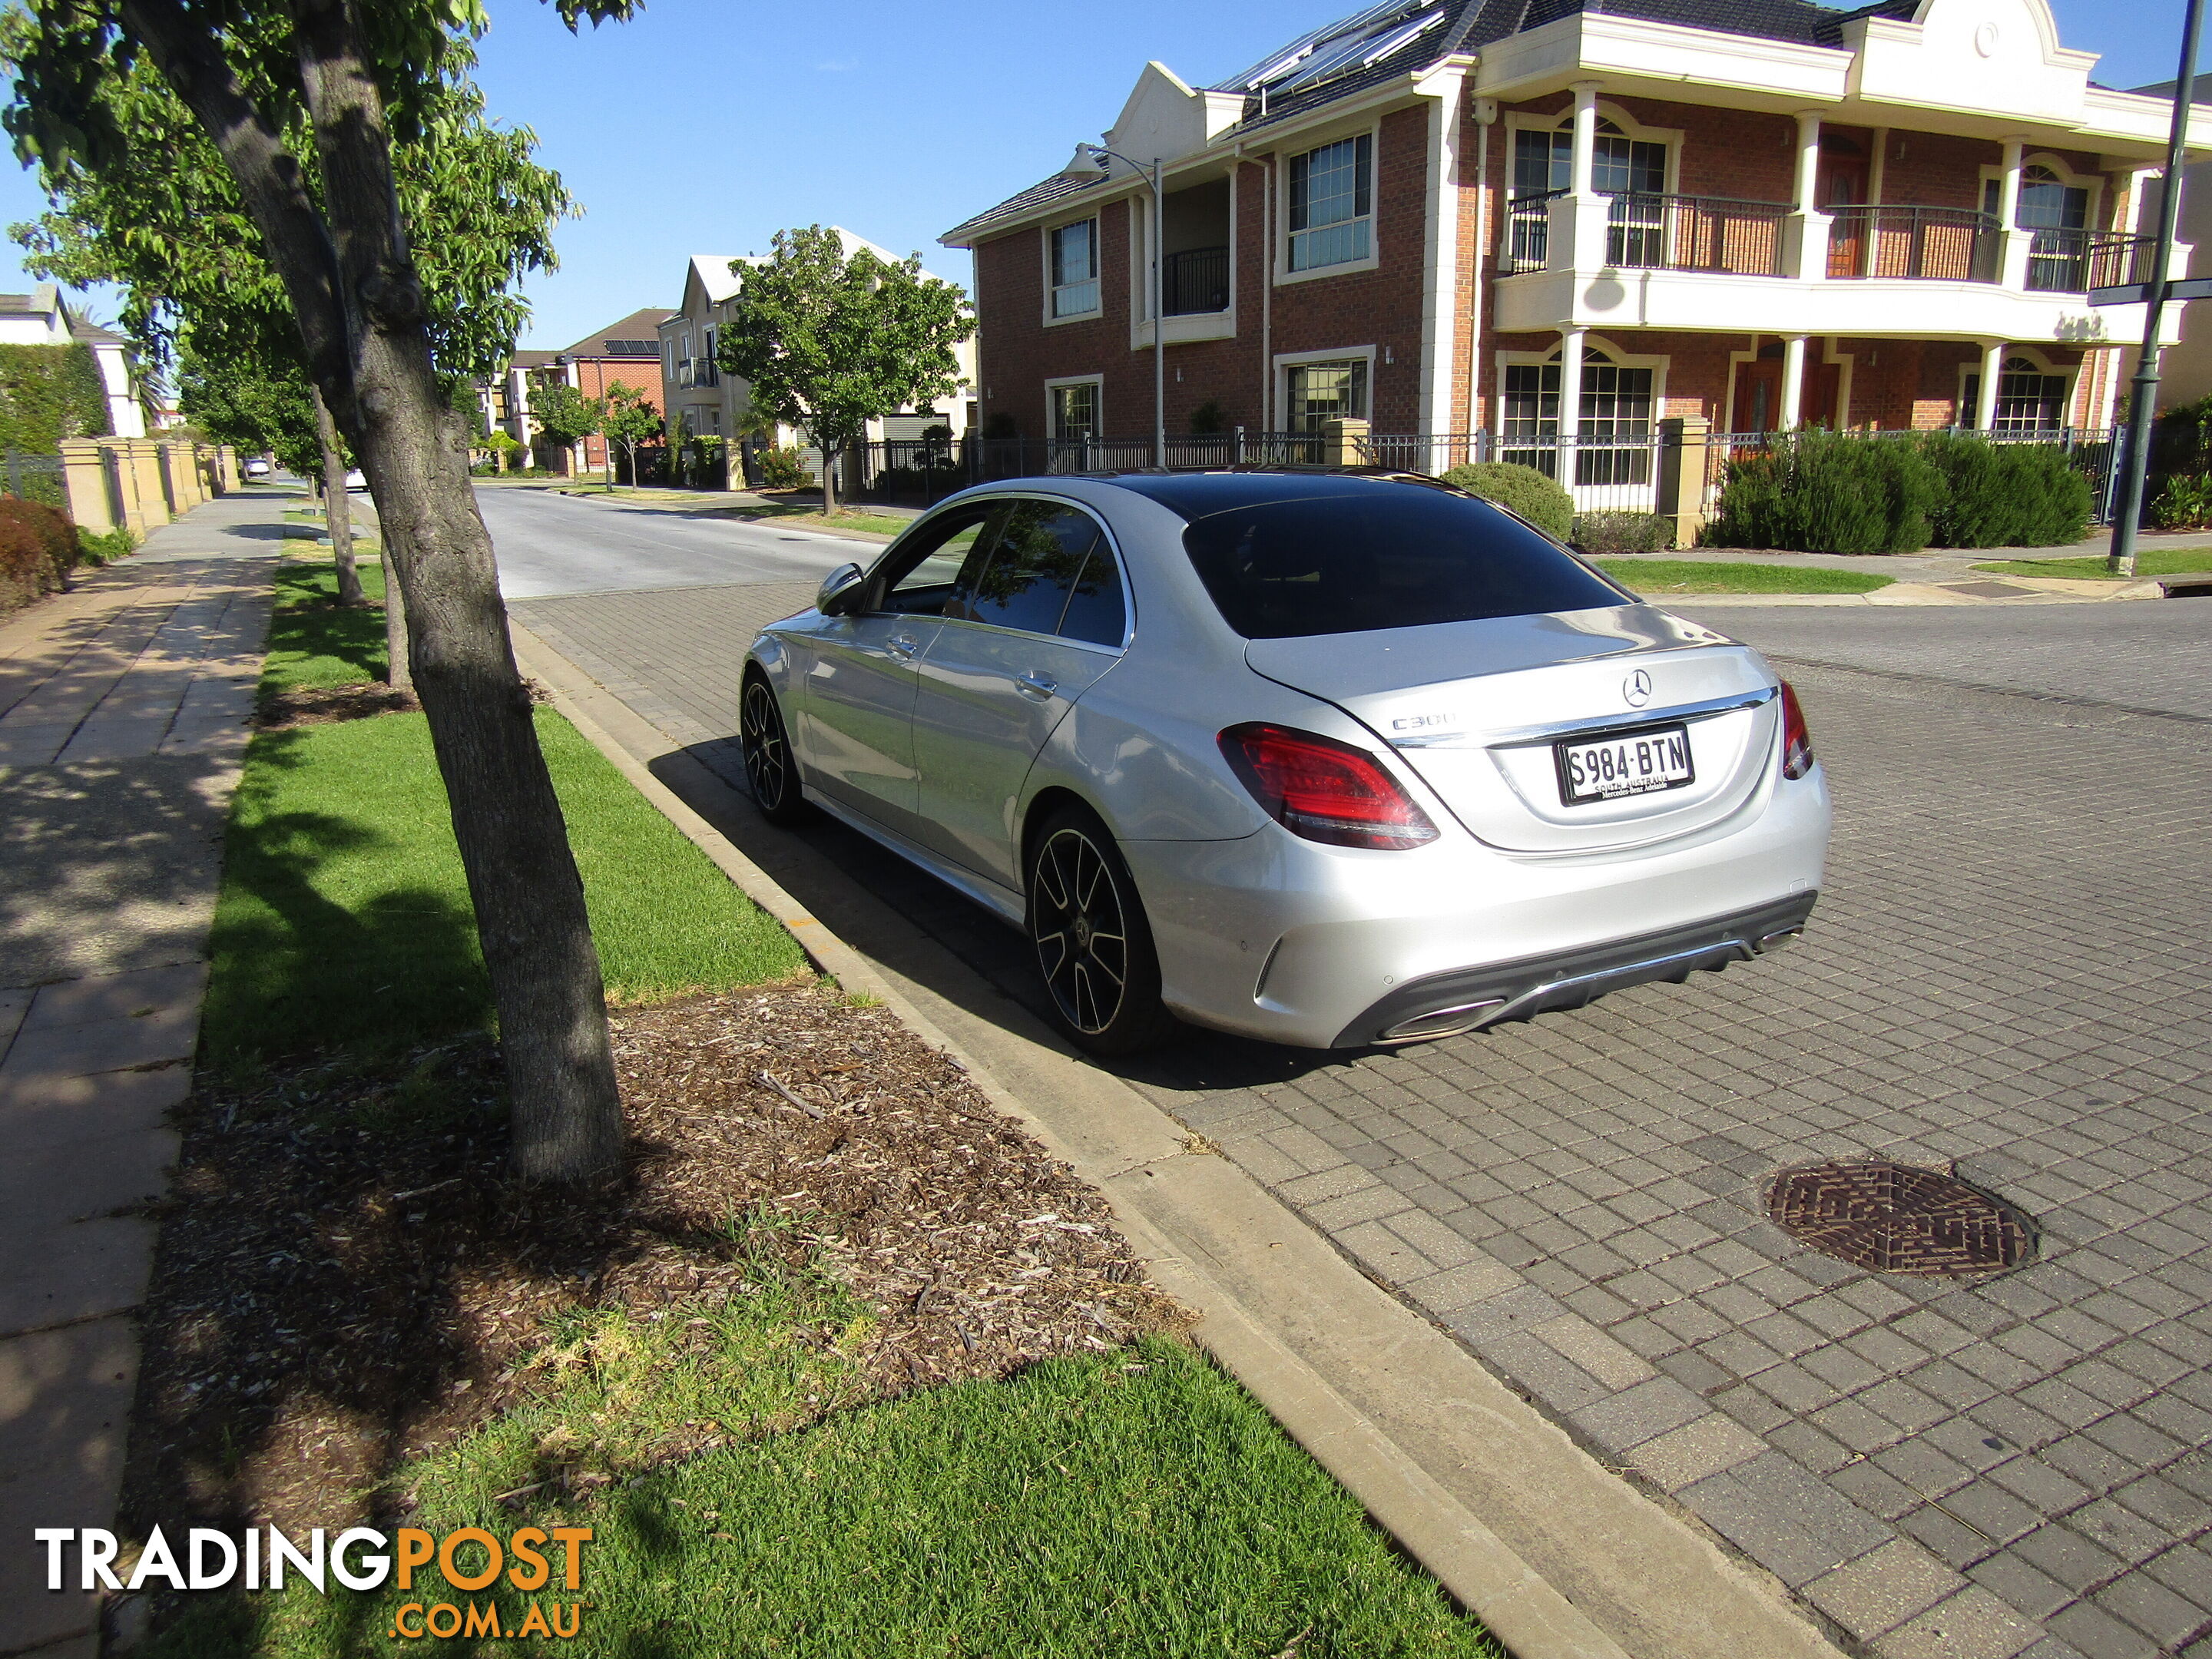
[1572, 510, 1674, 553]
[1914, 432, 2091, 548]
[0, 497, 81, 618]
[1706, 431, 1942, 554]
[1440, 460, 1574, 540]
[0, 343, 110, 457]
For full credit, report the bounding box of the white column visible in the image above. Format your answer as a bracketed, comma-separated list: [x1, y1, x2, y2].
[1559, 82, 1612, 272]
[1569, 83, 1600, 198]
[2124, 166, 2160, 233]
[1975, 340, 2005, 429]
[1557, 328, 1586, 445]
[1792, 112, 1823, 209]
[1788, 111, 1831, 281]
[1996, 139, 2031, 289]
[1780, 335, 1809, 430]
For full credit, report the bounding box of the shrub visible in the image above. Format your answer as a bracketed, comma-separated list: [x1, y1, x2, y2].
[1915, 432, 2092, 548]
[1189, 399, 1227, 435]
[2151, 472, 2212, 530]
[756, 446, 814, 491]
[1440, 461, 1574, 541]
[75, 525, 135, 565]
[0, 496, 79, 616]
[1572, 510, 1673, 554]
[0, 342, 110, 455]
[1706, 430, 1944, 554]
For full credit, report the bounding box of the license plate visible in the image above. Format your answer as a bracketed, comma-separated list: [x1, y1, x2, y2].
[1556, 723, 1694, 805]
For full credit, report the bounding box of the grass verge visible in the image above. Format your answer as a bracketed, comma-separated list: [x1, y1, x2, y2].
[1971, 545, 2212, 580]
[729, 500, 915, 538]
[1593, 557, 1893, 595]
[206, 554, 806, 1061]
[151, 548, 1501, 1657]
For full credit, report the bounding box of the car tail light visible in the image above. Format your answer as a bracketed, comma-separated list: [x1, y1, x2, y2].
[1780, 682, 1815, 780]
[1219, 723, 1439, 850]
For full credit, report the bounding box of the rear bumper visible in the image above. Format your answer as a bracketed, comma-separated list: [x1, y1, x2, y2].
[1330, 890, 1818, 1048]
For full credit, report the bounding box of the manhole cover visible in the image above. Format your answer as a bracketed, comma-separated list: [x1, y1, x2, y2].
[1767, 1161, 2034, 1277]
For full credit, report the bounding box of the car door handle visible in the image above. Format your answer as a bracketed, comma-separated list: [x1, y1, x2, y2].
[1015, 671, 1058, 700]
[885, 633, 920, 661]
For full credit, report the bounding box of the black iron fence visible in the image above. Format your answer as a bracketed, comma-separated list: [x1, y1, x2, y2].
[1164, 247, 1230, 315]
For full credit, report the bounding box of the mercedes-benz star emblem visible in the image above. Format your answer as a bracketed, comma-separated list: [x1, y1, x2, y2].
[1623, 669, 1654, 707]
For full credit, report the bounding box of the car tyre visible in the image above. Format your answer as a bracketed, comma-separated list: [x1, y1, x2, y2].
[740, 675, 812, 826]
[1026, 803, 1181, 1056]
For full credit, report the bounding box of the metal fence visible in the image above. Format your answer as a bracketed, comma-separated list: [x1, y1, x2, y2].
[2, 448, 65, 509]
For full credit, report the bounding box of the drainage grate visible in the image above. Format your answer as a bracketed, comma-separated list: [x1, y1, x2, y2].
[1767, 1160, 2034, 1277]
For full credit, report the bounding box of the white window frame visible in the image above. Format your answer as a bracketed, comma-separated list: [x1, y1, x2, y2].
[1979, 153, 2103, 230]
[1045, 373, 1104, 440]
[1273, 344, 1377, 432]
[1492, 335, 1667, 501]
[1957, 346, 2077, 432]
[1043, 217, 1103, 326]
[1499, 104, 1681, 266]
[1275, 121, 1382, 286]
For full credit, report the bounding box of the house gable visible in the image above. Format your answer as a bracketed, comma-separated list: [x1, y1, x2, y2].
[1103, 61, 1247, 170]
[1843, 0, 2098, 126]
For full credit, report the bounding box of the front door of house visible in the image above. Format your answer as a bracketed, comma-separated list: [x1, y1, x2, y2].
[1820, 144, 1869, 278]
[1732, 352, 1842, 433]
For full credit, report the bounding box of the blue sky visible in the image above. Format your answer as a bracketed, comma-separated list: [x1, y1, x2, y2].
[0, 0, 2202, 350]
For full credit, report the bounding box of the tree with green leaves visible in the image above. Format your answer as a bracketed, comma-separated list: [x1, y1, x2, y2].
[5, 0, 640, 1184]
[716, 226, 972, 514]
[527, 379, 603, 479]
[601, 380, 660, 487]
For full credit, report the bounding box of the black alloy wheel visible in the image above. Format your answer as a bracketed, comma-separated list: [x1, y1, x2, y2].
[1026, 806, 1179, 1056]
[740, 676, 810, 825]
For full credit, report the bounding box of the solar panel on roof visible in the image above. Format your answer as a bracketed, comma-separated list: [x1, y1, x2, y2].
[1219, 0, 1429, 89]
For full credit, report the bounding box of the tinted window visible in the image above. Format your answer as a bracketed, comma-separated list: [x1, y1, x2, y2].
[879, 506, 1002, 616]
[951, 502, 1098, 634]
[1179, 489, 1625, 640]
[1056, 544, 1127, 647]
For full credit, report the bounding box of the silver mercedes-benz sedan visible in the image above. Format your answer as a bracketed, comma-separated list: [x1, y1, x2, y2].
[740, 470, 1829, 1056]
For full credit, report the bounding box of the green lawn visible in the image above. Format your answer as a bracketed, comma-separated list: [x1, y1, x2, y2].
[1591, 557, 1893, 595]
[153, 1333, 1498, 1659]
[733, 501, 915, 538]
[206, 555, 806, 1061]
[171, 550, 1502, 1659]
[1971, 545, 2212, 580]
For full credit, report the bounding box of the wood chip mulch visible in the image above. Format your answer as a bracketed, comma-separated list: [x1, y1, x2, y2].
[121, 984, 1186, 1538]
[253, 682, 420, 729]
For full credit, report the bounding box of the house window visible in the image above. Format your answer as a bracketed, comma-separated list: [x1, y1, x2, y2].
[699, 325, 719, 389]
[1509, 118, 1665, 267]
[1288, 134, 1373, 271]
[1051, 220, 1100, 317]
[1991, 166, 2094, 291]
[1513, 128, 1571, 198]
[1051, 382, 1098, 442]
[1498, 349, 1654, 483]
[1965, 356, 2068, 432]
[1286, 359, 1368, 432]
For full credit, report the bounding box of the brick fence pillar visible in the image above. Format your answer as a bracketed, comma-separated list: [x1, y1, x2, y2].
[1655, 415, 1710, 550]
[59, 439, 116, 534]
[127, 441, 170, 530]
[1323, 417, 1371, 466]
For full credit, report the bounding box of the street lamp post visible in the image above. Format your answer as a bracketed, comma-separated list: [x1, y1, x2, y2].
[2108, 0, 2206, 576]
[1073, 145, 1167, 468]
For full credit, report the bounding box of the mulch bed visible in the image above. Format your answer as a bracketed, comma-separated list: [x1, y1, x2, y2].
[121, 984, 1184, 1538]
[253, 682, 421, 729]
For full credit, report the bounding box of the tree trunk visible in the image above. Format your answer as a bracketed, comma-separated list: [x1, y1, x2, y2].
[120, 0, 624, 1184]
[311, 382, 366, 608]
[820, 437, 839, 515]
[381, 541, 412, 692]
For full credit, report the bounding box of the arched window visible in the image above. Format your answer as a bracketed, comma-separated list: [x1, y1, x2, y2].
[1961, 354, 2071, 432]
[1500, 346, 1657, 484]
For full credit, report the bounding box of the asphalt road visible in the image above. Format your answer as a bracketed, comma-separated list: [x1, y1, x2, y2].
[476, 485, 877, 600]
[1677, 599, 2212, 722]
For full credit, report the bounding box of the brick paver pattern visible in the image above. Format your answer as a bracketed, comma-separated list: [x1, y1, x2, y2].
[513, 583, 2212, 1659]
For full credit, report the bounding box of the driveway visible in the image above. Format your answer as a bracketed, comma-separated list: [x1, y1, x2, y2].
[498, 490, 2212, 1659]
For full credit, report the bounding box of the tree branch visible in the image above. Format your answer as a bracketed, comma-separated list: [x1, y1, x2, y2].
[114, 0, 352, 402]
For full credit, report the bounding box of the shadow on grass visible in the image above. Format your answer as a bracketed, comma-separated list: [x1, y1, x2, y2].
[200, 727, 488, 1066]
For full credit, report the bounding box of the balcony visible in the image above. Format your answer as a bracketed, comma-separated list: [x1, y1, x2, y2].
[1493, 189, 2187, 346]
[1164, 246, 1230, 316]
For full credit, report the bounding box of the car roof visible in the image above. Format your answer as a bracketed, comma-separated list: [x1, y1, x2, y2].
[1094, 469, 1464, 520]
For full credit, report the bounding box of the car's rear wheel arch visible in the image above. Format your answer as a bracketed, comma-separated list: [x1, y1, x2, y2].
[1018, 785, 1101, 897]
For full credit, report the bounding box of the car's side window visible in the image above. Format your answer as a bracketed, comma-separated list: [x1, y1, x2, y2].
[948, 501, 1099, 635]
[877, 506, 1004, 616]
[1055, 538, 1127, 648]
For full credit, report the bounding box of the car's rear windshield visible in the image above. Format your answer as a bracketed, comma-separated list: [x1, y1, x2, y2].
[1178, 488, 1628, 640]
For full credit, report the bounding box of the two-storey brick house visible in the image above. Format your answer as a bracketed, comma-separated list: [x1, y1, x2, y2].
[942, 0, 2207, 512]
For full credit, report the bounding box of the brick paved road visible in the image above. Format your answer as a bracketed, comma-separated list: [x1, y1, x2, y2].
[512, 554, 2212, 1659]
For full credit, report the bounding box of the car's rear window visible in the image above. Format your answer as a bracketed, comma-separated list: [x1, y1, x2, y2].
[1179, 488, 1628, 640]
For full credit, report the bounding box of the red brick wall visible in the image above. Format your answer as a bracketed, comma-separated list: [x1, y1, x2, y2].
[971, 108, 1430, 439]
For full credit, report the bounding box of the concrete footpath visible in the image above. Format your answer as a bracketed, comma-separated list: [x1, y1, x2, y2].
[0, 492, 283, 1657]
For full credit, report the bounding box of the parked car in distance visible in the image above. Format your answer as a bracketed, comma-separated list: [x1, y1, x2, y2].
[740, 469, 1830, 1055]
[243, 457, 271, 478]
[343, 468, 368, 491]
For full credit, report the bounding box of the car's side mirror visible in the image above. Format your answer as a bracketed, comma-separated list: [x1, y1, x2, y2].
[816, 563, 866, 617]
